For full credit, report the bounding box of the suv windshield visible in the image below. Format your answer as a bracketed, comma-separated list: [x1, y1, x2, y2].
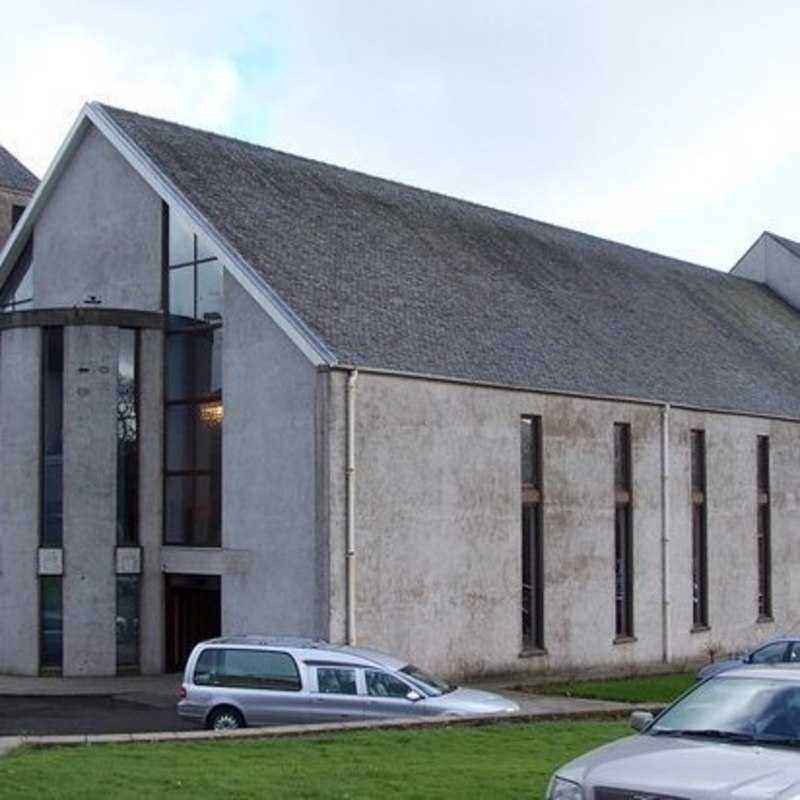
[400, 665, 454, 697]
[651, 676, 800, 745]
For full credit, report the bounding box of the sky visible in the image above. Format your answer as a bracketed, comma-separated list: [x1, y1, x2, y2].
[2, 0, 800, 269]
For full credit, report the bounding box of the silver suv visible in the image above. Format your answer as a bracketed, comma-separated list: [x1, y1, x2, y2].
[177, 636, 518, 729]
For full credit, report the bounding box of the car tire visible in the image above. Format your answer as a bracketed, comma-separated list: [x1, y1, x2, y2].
[207, 706, 246, 731]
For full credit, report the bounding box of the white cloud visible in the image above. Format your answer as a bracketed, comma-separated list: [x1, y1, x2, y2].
[4, 1, 800, 267]
[0, 23, 242, 176]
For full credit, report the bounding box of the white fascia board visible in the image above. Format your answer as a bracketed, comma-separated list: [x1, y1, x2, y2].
[0, 106, 93, 289]
[87, 103, 336, 367]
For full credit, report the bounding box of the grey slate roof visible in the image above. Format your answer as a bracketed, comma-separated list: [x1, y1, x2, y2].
[0, 145, 37, 193]
[102, 104, 800, 418]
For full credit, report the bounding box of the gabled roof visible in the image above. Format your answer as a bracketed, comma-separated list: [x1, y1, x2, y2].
[0, 145, 37, 194]
[98, 104, 800, 419]
[5, 103, 800, 419]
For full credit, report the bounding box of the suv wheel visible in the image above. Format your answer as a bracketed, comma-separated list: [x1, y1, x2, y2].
[207, 706, 245, 731]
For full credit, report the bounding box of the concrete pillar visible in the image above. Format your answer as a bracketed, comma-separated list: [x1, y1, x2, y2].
[139, 328, 164, 673]
[0, 327, 41, 674]
[62, 325, 117, 675]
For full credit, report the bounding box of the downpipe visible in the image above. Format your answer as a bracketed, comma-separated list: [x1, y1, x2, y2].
[345, 370, 358, 645]
[661, 403, 672, 664]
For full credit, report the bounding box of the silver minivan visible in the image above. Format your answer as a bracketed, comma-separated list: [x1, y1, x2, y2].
[178, 636, 519, 730]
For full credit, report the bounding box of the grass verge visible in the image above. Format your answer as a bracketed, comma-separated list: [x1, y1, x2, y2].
[0, 719, 628, 799]
[529, 672, 696, 704]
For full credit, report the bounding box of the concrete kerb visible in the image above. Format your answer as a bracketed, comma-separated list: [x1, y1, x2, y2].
[5, 704, 663, 756]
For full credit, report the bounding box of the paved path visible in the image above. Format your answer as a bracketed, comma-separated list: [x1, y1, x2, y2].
[0, 673, 181, 696]
[0, 673, 650, 751]
[492, 689, 644, 716]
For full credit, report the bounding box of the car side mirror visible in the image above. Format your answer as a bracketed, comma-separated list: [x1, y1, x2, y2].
[630, 711, 653, 732]
[406, 690, 423, 702]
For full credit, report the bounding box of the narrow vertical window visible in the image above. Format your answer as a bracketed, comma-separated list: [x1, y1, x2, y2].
[614, 422, 634, 639]
[117, 329, 139, 545]
[116, 575, 140, 672]
[41, 328, 64, 547]
[0, 233, 33, 312]
[40, 576, 63, 673]
[11, 204, 25, 229]
[163, 204, 223, 547]
[757, 435, 772, 620]
[521, 415, 544, 651]
[690, 430, 708, 628]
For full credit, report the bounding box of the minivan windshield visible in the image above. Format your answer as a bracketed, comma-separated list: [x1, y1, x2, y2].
[651, 676, 800, 745]
[400, 665, 454, 697]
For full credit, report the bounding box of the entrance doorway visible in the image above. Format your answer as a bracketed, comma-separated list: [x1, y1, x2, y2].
[165, 574, 221, 672]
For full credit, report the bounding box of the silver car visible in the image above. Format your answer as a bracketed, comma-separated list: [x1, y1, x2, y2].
[177, 636, 518, 730]
[547, 665, 800, 799]
[697, 637, 800, 681]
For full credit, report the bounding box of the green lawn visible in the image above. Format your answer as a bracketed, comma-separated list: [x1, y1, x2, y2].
[0, 720, 628, 799]
[533, 671, 696, 705]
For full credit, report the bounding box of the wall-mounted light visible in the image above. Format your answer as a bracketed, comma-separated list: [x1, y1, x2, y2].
[199, 401, 223, 425]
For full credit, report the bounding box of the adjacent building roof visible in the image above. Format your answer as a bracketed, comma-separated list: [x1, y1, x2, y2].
[103, 104, 800, 418]
[0, 144, 38, 194]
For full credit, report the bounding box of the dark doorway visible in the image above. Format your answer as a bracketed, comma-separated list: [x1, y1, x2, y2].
[165, 574, 221, 672]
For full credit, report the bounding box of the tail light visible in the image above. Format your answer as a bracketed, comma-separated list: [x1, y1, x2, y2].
[178, 686, 187, 699]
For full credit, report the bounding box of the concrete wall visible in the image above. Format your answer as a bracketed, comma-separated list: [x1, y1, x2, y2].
[326, 371, 800, 679]
[734, 233, 800, 311]
[668, 409, 800, 662]
[138, 328, 164, 674]
[0, 122, 166, 675]
[0, 328, 41, 674]
[32, 126, 161, 311]
[219, 273, 324, 637]
[62, 325, 118, 675]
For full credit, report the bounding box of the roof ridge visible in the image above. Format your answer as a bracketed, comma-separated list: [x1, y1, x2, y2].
[97, 103, 741, 282]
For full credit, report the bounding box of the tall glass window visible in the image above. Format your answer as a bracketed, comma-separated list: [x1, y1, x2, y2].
[41, 328, 64, 547]
[0, 234, 33, 312]
[521, 416, 544, 652]
[614, 422, 634, 639]
[116, 575, 140, 671]
[40, 576, 63, 673]
[756, 435, 772, 620]
[117, 330, 139, 545]
[164, 205, 223, 546]
[690, 430, 709, 629]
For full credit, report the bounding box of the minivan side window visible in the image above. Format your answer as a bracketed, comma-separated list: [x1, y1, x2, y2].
[365, 669, 411, 699]
[194, 648, 301, 691]
[316, 667, 358, 695]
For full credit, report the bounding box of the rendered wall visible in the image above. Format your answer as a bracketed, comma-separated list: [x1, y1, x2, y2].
[62, 325, 118, 675]
[218, 273, 325, 637]
[32, 126, 161, 311]
[0, 122, 166, 675]
[326, 371, 800, 679]
[0, 328, 41, 674]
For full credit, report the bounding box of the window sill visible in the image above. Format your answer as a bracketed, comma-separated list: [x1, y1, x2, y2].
[519, 647, 548, 659]
[613, 635, 637, 646]
[691, 624, 711, 634]
[756, 615, 774, 625]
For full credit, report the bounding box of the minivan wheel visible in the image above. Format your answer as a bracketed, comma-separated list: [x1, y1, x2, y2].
[207, 706, 245, 731]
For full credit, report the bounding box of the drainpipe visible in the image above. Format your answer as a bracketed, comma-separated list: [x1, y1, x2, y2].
[661, 403, 672, 664]
[345, 370, 359, 645]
